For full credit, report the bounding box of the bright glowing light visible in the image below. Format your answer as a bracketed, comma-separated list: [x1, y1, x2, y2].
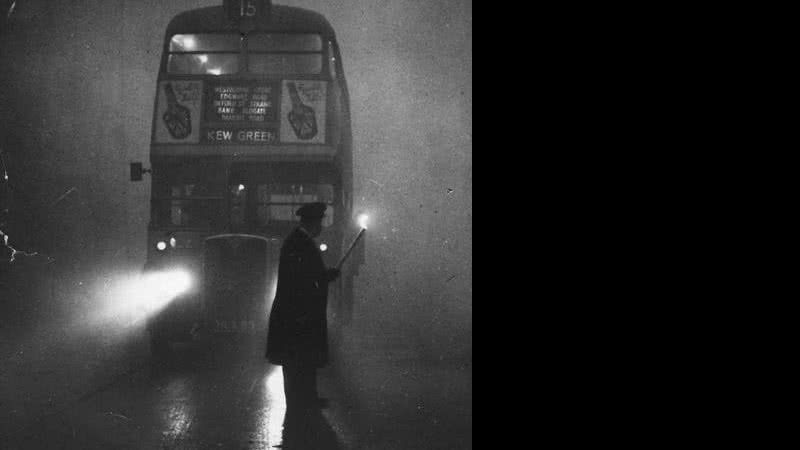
[198, 55, 208, 63]
[320, 243, 328, 252]
[90, 269, 194, 327]
[262, 366, 286, 445]
[150, 270, 192, 297]
[156, 241, 167, 251]
[169, 237, 177, 248]
[238, 184, 246, 192]
[207, 68, 222, 76]
[182, 36, 196, 50]
[358, 214, 370, 229]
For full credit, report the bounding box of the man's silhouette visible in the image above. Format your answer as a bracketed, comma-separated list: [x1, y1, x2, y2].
[266, 202, 339, 429]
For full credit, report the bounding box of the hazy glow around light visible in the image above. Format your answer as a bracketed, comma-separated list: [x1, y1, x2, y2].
[320, 243, 328, 251]
[208, 68, 222, 75]
[198, 54, 208, 63]
[358, 214, 369, 229]
[90, 269, 193, 327]
[181, 36, 196, 50]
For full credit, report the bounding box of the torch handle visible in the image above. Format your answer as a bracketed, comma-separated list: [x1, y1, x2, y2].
[336, 228, 365, 270]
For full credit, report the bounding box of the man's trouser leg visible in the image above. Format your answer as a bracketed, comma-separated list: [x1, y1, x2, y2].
[283, 364, 315, 418]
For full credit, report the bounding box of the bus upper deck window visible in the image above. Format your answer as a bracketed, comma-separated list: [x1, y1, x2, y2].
[167, 33, 241, 75]
[168, 54, 239, 75]
[169, 34, 240, 52]
[248, 34, 322, 52]
[247, 33, 323, 75]
[248, 55, 322, 75]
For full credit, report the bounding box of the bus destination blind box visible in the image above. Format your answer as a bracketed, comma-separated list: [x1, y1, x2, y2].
[224, 0, 271, 29]
[130, 162, 151, 182]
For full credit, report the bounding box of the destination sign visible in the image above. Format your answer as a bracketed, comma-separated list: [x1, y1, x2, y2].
[224, 0, 270, 22]
[205, 81, 279, 123]
[202, 127, 278, 144]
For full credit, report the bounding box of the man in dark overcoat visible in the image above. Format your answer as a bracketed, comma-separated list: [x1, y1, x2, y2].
[266, 202, 340, 422]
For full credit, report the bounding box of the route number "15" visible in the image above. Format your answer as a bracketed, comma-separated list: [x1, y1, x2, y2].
[239, 0, 257, 17]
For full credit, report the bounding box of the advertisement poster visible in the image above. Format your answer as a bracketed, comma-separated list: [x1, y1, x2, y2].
[201, 80, 279, 144]
[154, 80, 203, 144]
[280, 80, 326, 144]
[204, 81, 278, 123]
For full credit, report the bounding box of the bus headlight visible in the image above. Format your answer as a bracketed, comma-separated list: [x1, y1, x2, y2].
[93, 268, 194, 324]
[320, 243, 328, 252]
[156, 241, 168, 251]
[149, 269, 193, 298]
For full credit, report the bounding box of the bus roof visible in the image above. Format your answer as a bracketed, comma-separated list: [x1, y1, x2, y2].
[165, 5, 336, 37]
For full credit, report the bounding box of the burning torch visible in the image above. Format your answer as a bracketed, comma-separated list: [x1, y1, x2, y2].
[336, 214, 368, 270]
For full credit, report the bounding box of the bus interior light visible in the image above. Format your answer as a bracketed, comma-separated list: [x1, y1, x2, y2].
[180, 36, 196, 50]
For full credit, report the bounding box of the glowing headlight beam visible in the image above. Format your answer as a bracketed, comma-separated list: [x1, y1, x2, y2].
[147, 269, 192, 299]
[90, 269, 194, 327]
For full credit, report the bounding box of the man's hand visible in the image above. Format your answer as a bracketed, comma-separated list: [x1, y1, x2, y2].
[326, 267, 341, 282]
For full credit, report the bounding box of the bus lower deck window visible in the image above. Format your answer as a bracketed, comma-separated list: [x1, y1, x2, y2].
[253, 183, 333, 227]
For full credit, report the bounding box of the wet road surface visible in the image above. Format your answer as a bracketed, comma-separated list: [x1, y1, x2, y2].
[4, 340, 347, 450]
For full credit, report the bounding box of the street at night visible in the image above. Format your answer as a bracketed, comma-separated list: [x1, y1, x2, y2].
[1, 278, 470, 449]
[1, 1, 471, 448]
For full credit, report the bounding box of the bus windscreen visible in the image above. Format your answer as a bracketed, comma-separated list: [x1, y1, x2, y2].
[249, 33, 323, 75]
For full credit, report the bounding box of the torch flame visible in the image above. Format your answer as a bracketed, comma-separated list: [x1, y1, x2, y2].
[357, 214, 369, 230]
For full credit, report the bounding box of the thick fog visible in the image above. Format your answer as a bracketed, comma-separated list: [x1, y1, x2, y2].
[0, 0, 471, 360]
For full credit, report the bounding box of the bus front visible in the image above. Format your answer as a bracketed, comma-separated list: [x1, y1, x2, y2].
[140, 1, 354, 353]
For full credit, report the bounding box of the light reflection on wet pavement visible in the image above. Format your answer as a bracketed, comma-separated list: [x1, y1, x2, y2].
[1, 328, 471, 450]
[6, 341, 344, 450]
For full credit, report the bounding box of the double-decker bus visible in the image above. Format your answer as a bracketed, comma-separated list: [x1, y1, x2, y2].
[131, 0, 360, 355]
